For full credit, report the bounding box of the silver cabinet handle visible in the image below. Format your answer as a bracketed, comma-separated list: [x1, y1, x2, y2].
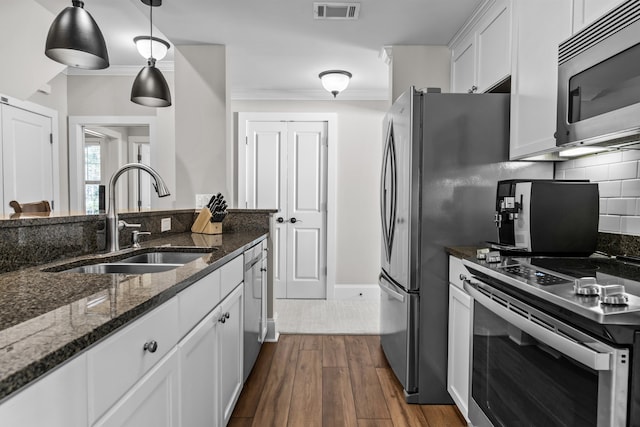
[218, 312, 230, 323]
[459, 274, 467, 281]
[260, 267, 267, 272]
[143, 340, 158, 353]
[467, 85, 478, 93]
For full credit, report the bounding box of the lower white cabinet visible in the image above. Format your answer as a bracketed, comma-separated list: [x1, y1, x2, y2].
[94, 348, 180, 427]
[219, 284, 244, 426]
[447, 256, 472, 423]
[0, 353, 88, 427]
[179, 306, 222, 426]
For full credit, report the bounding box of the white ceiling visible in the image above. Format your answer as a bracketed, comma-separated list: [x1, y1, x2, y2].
[35, 0, 483, 100]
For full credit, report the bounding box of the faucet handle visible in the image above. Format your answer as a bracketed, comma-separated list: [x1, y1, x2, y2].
[118, 220, 142, 231]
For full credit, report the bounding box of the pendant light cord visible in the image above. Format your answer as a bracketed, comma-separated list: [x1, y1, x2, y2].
[149, 2, 153, 62]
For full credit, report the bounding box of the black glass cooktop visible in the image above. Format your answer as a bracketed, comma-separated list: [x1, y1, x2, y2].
[529, 257, 640, 282]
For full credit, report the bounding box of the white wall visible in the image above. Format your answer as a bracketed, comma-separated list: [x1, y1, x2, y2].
[0, 1, 66, 100]
[556, 151, 640, 235]
[174, 45, 228, 208]
[389, 45, 451, 102]
[232, 100, 387, 286]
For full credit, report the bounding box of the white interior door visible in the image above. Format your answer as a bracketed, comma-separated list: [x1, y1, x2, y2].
[244, 120, 327, 299]
[1, 104, 53, 215]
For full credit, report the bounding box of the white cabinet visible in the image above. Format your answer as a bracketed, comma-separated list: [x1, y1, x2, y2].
[0, 354, 88, 427]
[447, 256, 471, 423]
[451, 0, 511, 94]
[219, 284, 244, 426]
[93, 348, 180, 427]
[179, 306, 222, 427]
[572, 0, 626, 33]
[509, 0, 572, 159]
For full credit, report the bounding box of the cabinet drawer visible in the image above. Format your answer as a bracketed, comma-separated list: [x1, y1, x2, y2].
[449, 256, 470, 290]
[221, 255, 243, 298]
[88, 298, 179, 423]
[178, 269, 222, 338]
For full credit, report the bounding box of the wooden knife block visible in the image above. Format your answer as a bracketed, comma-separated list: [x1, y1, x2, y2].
[191, 208, 223, 235]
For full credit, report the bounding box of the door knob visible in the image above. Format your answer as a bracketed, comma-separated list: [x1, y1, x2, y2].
[276, 217, 284, 223]
[290, 217, 299, 224]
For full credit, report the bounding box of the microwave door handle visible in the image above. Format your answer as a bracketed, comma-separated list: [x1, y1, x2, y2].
[465, 280, 612, 371]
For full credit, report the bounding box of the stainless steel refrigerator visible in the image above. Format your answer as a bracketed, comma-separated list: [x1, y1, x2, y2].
[379, 87, 552, 404]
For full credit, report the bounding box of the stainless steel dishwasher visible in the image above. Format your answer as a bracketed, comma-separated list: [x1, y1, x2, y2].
[243, 241, 267, 382]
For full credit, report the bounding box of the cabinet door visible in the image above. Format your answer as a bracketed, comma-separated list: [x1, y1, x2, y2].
[573, 0, 626, 33]
[179, 307, 221, 427]
[218, 284, 244, 426]
[447, 284, 471, 422]
[476, 0, 511, 92]
[451, 34, 476, 94]
[93, 348, 179, 427]
[0, 354, 88, 427]
[509, 0, 572, 159]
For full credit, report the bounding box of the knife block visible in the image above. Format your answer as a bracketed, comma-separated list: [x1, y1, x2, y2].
[191, 208, 223, 235]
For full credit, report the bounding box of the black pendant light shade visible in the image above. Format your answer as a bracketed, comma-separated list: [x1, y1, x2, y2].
[45, 0, 109, 70]
[131, 59, 172, 107]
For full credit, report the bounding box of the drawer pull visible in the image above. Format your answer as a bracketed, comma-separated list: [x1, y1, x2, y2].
[260, 267, 267, 272]
[143, 340, 158, 353]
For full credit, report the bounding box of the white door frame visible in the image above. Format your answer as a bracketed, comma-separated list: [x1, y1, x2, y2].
[0, 94, 60, 214]
[237, 112, 338, 299]
[68, 116, 157, 214]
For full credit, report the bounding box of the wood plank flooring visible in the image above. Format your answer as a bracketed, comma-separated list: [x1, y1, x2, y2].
[230, 335, 466, 427]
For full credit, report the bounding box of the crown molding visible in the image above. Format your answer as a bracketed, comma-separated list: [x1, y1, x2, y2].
[231, 88, 388, 101]
[64, 62, 175, 76]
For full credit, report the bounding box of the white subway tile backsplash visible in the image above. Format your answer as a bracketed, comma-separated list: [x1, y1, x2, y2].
[622, 150, 640, 162]
[609, 161, 638, 180]
[607, 198, 636, 215]
[555, 160, 575, 170]
[621, 216, 640, 236]
[584, 165, 608, 182]
[599, 215, 621, 233]
[574, 152, 623, 168]
[555, 170, 565, 179]
[599, 181, 622, 197]
[564, 168, 585, 180]
[622, 180, 640, 197]
[600, 199, 607, 214]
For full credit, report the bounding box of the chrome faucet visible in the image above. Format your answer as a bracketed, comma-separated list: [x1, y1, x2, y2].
[106, 163, 170, 252]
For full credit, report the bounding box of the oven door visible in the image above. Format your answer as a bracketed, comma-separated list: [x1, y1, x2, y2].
[464, 278, 629, 427]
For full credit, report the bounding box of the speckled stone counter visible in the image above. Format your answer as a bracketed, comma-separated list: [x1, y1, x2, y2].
[445, 246, 483, 259]
[0, 230, 267, 402]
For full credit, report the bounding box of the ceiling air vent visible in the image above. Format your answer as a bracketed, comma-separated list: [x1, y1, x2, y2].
[314, 2, 360, 20]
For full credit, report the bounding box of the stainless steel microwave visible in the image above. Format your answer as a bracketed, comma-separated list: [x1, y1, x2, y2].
[556, 0, 640, 148]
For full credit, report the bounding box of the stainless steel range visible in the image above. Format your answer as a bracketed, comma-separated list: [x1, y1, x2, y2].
[462, 254, 640, 427]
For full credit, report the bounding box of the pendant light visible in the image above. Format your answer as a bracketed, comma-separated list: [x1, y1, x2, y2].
[45, 0, 109, 69]
[133, 36, 170, 61]
[131, 0, 172, 107]
[319, 70, 352, 98]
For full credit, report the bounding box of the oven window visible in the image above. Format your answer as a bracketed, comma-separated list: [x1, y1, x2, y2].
[472, 302, 598, 427]
[568, 42, 640, 123]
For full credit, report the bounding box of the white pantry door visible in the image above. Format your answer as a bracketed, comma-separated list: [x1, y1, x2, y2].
[1, 104, 53, 215]
[244, 120, 327, 299]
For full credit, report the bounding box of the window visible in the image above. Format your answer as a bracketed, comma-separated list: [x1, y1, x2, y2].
[84, 141, 101, 214]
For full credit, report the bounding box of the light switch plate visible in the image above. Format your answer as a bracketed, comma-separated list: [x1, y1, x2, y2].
[195, 194, 213, 209]
[161, 218, 171, 232]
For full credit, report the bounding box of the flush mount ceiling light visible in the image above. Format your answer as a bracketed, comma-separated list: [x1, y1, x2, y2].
[131, 0, 171, 108]
[44, 0, 109, 69]
[319, 70, 352, 98]
[133, 36, 170, 61]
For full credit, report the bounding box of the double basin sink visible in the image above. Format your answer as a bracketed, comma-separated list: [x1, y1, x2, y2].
[54, 250, 215, 275]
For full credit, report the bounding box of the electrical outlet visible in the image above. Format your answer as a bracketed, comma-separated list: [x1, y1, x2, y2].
[195, 194, 213, 209]
[161, 218, 171, 232]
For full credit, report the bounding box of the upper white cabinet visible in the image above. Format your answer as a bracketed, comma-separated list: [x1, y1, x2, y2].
[572, 0, 626, 33]
[509, 0, 572, 159]
[451, 0, 511, 94]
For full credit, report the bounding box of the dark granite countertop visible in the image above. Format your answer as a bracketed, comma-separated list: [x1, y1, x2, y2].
[445, 246, 482, 259]
[0, 230, 267, 402]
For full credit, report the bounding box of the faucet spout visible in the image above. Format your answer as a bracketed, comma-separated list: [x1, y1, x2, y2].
[106, 163, 171, 252]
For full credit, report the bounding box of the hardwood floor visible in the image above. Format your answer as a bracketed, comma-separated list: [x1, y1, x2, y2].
[230, 335, 466, 427]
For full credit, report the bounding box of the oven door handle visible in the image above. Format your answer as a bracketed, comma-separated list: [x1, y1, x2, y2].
[464, 279, 612, 371]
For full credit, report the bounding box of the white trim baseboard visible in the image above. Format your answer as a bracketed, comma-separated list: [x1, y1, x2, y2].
[264, 317, 280, 342]
[332, 284, 381, 300]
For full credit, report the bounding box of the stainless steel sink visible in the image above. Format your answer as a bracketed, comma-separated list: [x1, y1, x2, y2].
[118, 251, 208, 264]
[63, 263, 182, 274]
[52, 250, 214, 274]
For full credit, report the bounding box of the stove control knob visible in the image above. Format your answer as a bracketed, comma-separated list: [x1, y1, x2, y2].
[574, 277, 600, 296]
[600, 284, 628, 306]
[487, 251, 501, 263]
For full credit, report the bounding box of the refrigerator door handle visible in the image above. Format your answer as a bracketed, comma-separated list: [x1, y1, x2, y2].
[380, 120, 397, 263]
[379, 275, 405, 302]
